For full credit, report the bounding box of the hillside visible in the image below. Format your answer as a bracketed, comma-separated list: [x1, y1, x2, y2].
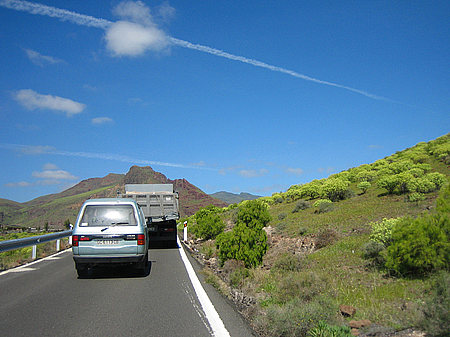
[0, 166, 226, 229]
[183, 133, 450, 336]
[210, 191, 262, 205]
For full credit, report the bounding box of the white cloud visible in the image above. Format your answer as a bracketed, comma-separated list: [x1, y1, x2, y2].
[14, 89, 86, 117]
[5, 181, 32, 187]
[0, 1, 396, 102]
[43, 163, 59, 170]
[105, 20, 168, 56]
[105, 1, 169, 57]
[32, 169, 77, 180]
[16, 144, 54, 155]
[112, 0, 152, 26]
[239, 169, 269, 178]
[285, 167, 303, 175]
[24, 48, 63, 66]
[192, 161, 206, 167]
[92, 117, 114, 125]
[156, 2, 176, 22]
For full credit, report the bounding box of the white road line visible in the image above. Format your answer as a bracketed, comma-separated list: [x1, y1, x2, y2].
[0, 248, 71, 276]
[177, 236, 231, 337]
[8, 267, 37, 273]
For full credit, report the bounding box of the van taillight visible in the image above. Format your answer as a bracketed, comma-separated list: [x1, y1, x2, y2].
[72, 235, 79, 246]
[79, 236, 91, 241]
[137, 234, 145, 245]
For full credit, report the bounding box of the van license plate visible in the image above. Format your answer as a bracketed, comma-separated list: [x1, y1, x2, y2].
[97, 240, 119, 245]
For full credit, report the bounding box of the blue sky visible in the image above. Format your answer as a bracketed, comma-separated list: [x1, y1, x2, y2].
[0, 0, 448, 203]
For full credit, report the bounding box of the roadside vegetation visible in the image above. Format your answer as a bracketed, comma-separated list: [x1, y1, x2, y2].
[181, 133, 449, 336]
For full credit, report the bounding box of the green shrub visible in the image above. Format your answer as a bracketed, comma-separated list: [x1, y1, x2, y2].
[222, 260, 250, 288]
[275, 272, 323, 303]
[385, 214, 449, 276]
[362, 241, 386, 267]
[418, 271, 450, 336]
[292, 200, 310, 213]
[369, 218, 402, 247]
[259, 296, 337, 337]
[216, 200, 271, 267]
[389, 160, 414, 174]
[377, 175, 399, 194]
[425, 172, 447, 190]
[357, 181, 371, 194]
[407, 167, 425, 178]
[407, 177, 437, 193]
[278, 212, 287, 220]
[407, 192, 425, 203]
[273, 253, 303, 273]
[300, 180, 324, 200]
[313, 199, 333, 213]
[321, 179, 350, 201]
[236, 199, 272, 229]
[396, 172, 415, 194]
[308, 321, 352, 337]
[356, 170, 376, 182]
[191, 212, 225, 240]
[313, 199, 332, 208]
[315, 227, 338, 249]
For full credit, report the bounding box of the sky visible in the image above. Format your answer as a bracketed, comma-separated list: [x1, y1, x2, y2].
[0, 0, 448, 203]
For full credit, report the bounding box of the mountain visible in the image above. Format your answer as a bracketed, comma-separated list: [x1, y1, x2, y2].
[0, 166, 226, 230]
[209, 191, 262, 204]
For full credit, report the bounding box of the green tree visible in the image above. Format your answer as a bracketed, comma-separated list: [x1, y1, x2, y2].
[377, 175, 399, 194]
[192, 213, 225, 240]
[216, 200, 271, 267]
[320, 178, 350, 201]
[385, 184, 450, 276]
[357, 181, 371, 194]
[191, 205, 225, 240]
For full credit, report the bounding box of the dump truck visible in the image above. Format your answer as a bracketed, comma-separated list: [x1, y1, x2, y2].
[120, 184, 179, 244]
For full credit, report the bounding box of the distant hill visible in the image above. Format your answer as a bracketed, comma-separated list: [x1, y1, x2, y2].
[0, 166, 226, 230]
[210, 191, 262, 204]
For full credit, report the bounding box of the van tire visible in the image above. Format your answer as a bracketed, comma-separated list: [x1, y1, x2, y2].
[76, 264, 88, 278]
[137, 253, 149, 275]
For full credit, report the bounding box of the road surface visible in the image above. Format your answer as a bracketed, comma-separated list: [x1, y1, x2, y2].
[0, 242, 256, 337]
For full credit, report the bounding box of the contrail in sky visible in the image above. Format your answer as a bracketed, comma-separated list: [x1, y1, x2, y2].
[0, 143, 211, 170]
[0, 0, 393, 102]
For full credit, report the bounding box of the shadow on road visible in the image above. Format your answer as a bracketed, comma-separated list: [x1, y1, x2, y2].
[149, 240, 179, 249]
[78, 261, 153, 279]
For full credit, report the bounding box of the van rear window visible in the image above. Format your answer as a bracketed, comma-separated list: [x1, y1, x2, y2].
[80, 205, 137, 226]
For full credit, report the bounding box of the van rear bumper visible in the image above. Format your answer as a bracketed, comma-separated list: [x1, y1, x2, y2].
[73, 254, 146, 264]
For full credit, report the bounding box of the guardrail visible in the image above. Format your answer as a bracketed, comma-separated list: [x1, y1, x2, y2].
[0, 230, 73, 259]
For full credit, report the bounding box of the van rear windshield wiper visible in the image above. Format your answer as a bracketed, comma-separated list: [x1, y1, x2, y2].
[100, 222, 129, 231]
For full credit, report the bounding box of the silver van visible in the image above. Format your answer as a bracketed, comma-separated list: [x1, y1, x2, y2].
[72, 198, 149, 277]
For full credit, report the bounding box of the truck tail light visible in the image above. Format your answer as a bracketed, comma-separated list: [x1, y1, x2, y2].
[79, 236, 91, 241]
[72, 235, 79, 246]
[137, 234, 145, 245]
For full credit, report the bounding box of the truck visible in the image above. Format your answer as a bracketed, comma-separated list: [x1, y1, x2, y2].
[119, 184, 179, 245]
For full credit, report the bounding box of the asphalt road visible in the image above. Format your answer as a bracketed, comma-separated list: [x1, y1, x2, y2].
[0, 244, 256, 337]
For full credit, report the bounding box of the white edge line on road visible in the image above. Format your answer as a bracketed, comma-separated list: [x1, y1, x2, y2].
[0, 248, 71, 276]
[177, 236, 231, 337]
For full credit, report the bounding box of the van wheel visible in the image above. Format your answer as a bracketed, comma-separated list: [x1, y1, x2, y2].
[137, 253, 149, 275]
[76, 264, 88, 278]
